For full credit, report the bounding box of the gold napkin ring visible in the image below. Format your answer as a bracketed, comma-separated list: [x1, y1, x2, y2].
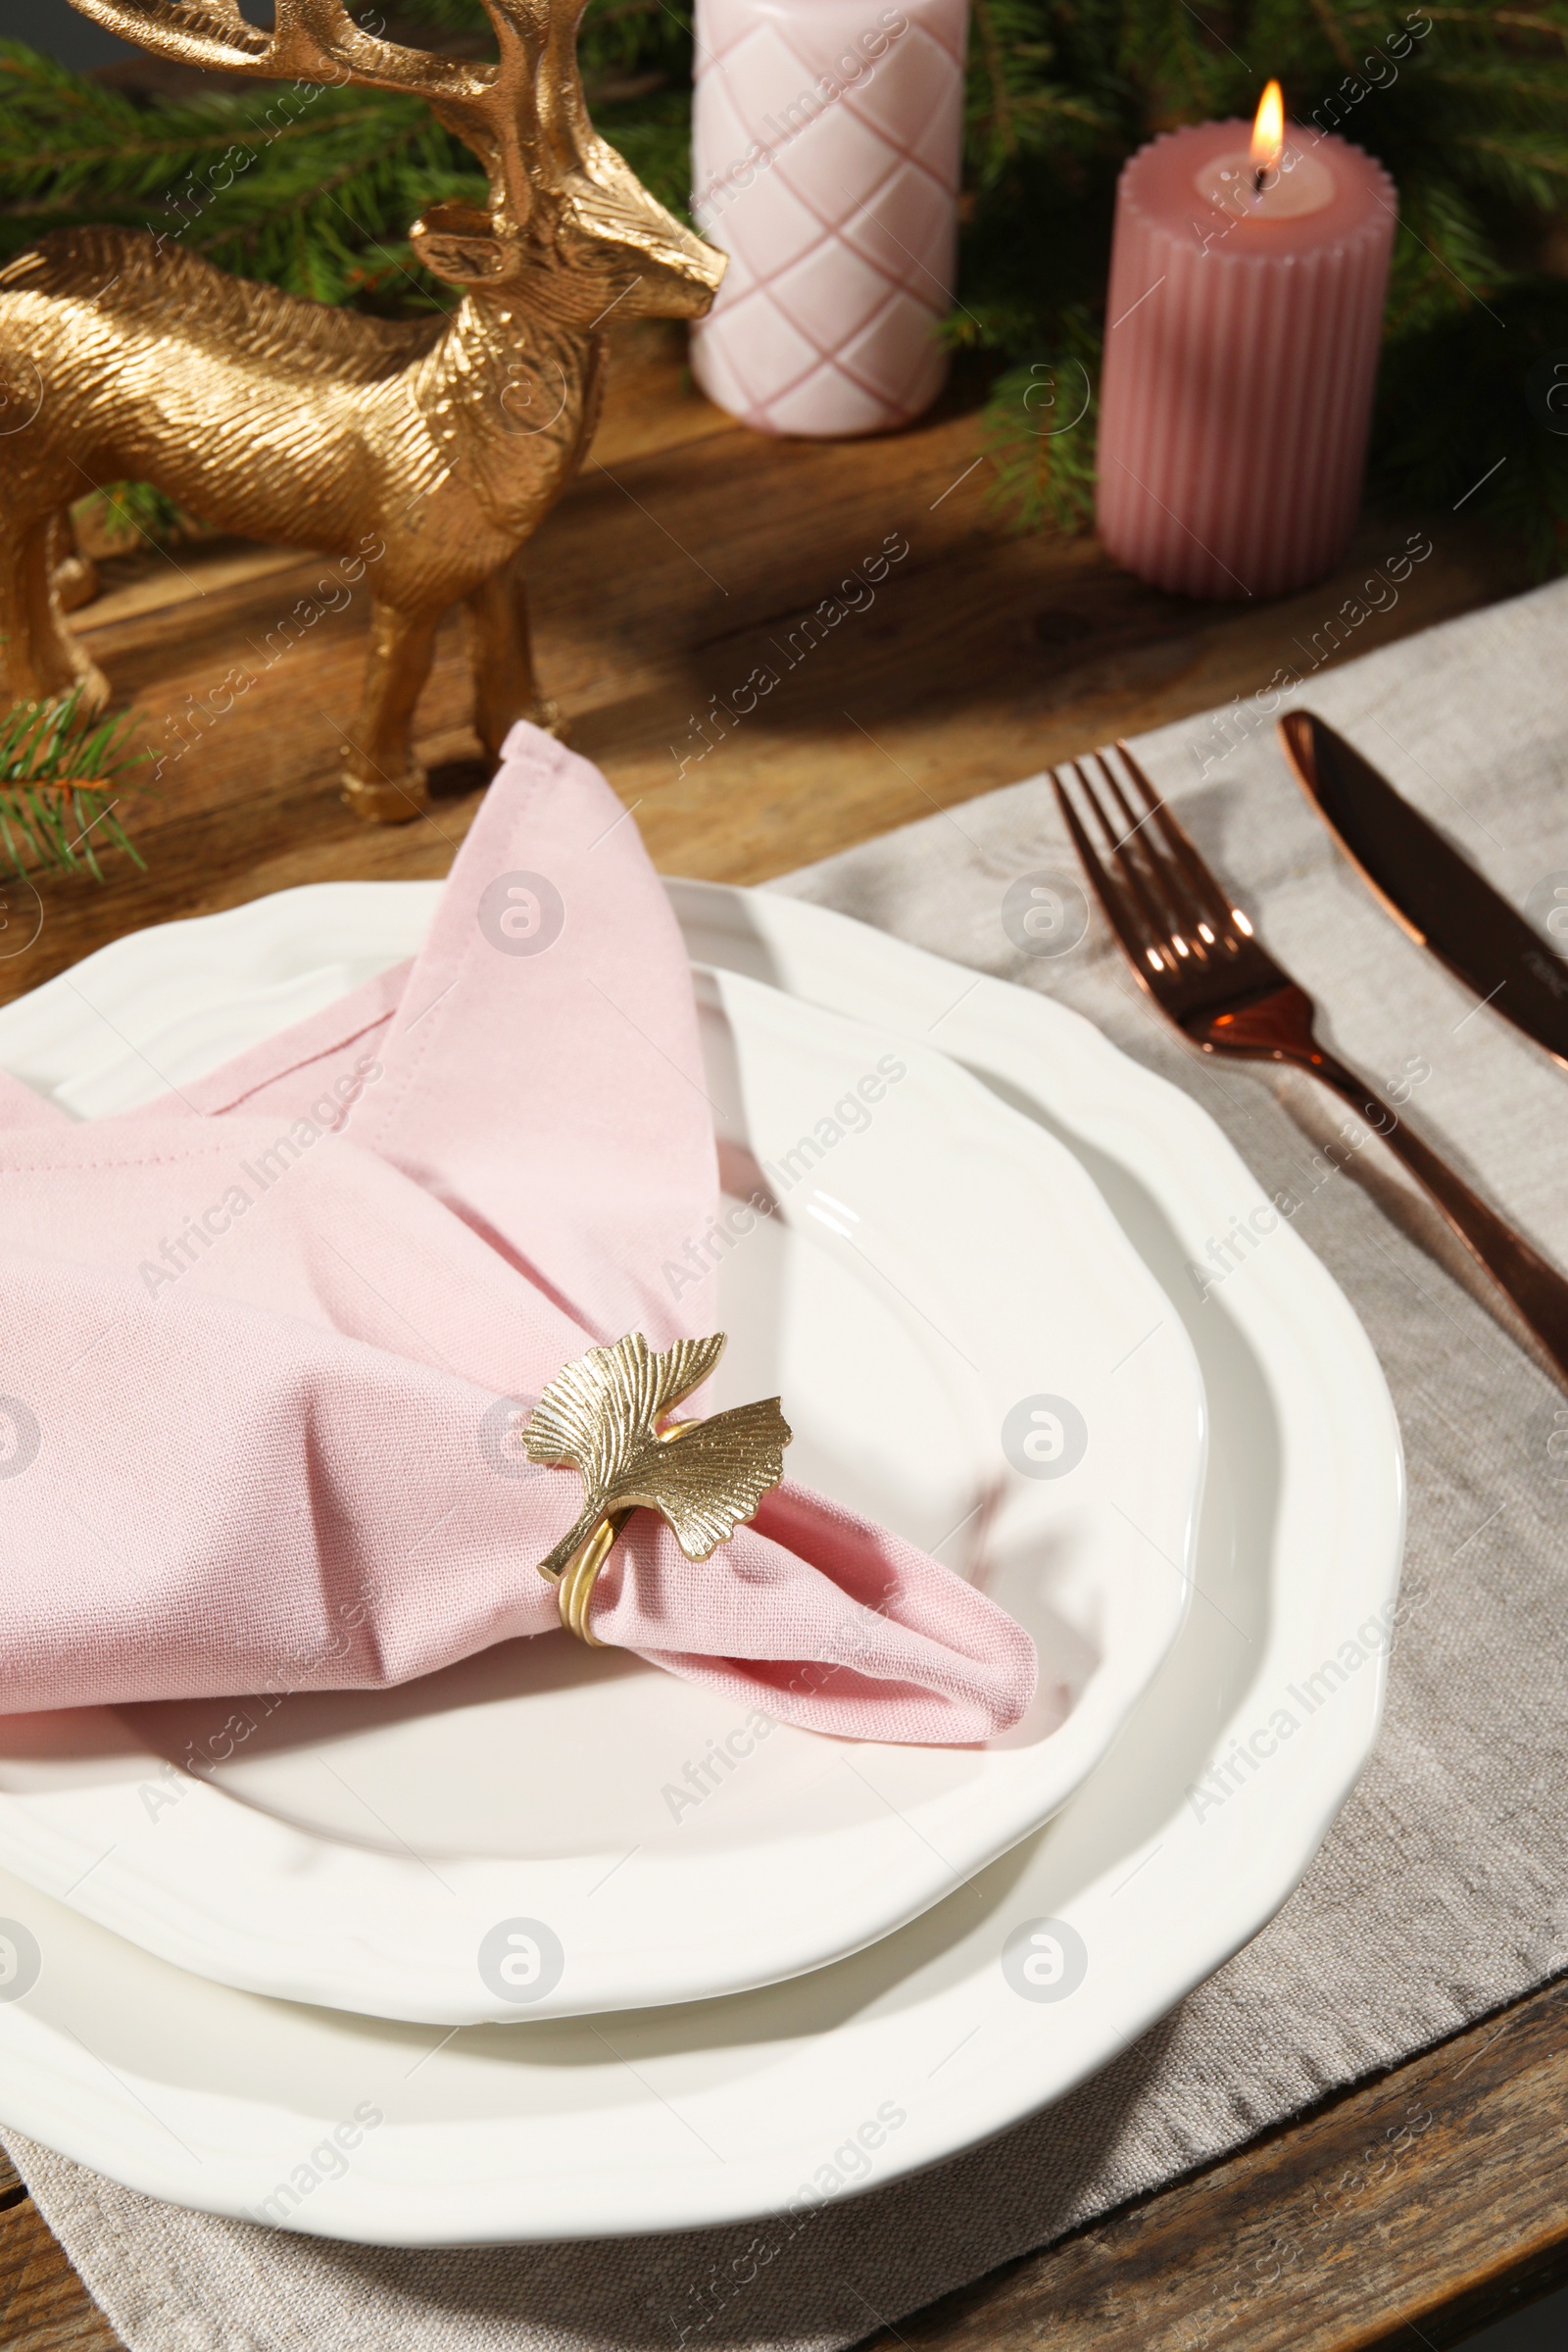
[554, 1514, 624, 1647]
[522, 1332, 791, 1646]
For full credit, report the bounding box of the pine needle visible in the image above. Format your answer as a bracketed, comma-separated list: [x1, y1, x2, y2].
[0, 693, 147, 883]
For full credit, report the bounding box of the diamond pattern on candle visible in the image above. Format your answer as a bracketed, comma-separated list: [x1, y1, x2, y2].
[838, 160, 955, 282]
[766, 363, 899, 438]
[839, 295, 949, 409]
[716, 166, 822, 277]
[844, 27, 962, 144]
[692, 0, 966, 437]
[770, 240, 898, 348]
[715, 291, 823, 408]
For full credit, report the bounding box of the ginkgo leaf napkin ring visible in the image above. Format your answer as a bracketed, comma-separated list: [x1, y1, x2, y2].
[522, 1332, 792, 1645]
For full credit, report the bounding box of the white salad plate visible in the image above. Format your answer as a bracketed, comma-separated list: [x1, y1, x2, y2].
[0, 900, 1202, 2025]
[0, 880, 1402, 2243]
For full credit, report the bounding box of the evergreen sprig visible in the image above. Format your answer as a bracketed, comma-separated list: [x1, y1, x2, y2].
[0, 690, 145, 882]
[0, 39, 484, 303]
[3, 1, 1567, 563]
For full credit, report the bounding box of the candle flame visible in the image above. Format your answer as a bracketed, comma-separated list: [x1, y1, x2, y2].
[1250, 79, 1285, 174]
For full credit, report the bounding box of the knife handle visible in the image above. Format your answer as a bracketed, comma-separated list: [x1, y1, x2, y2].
[1311, 1048, 1568, 1384]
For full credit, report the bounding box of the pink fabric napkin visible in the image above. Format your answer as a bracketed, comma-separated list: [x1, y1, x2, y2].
[0, 728, 1035, 1743]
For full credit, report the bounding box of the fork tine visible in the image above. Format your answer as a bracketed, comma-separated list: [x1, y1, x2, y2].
[1087, 748, 1147, 850]
[1111, 741, 1248, 940]
[1085, 749, 1204, 957]
[1075, 753, 1192, 966]
[1051, 760, 1170, 978]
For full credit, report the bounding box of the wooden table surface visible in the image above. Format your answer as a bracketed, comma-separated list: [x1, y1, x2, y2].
[0, 321, 1560, 2352]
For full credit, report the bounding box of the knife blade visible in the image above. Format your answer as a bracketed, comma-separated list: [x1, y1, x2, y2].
[1277, 708, 1568, 1069]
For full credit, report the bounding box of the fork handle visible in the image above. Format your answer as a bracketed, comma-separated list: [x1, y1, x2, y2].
[1309, 1049, 1568, 1382]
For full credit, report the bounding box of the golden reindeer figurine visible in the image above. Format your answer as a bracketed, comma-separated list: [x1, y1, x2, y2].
[0, 0, 724, 821]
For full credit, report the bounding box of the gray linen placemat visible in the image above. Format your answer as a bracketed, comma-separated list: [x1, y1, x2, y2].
[8, 575, 1568, 2352]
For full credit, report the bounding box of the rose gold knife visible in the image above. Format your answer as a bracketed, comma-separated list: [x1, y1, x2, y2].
[1278, 710, 1568, 1069]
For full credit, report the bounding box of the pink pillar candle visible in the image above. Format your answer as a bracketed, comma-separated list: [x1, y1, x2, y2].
[1096, 121, 1396, 600]
[690, 0, 966, 437]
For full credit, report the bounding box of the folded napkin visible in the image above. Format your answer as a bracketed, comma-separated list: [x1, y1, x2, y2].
[0, 727, 1035, 1744]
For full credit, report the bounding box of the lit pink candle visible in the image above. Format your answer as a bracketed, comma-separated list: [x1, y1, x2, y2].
[1096, 86, 1396, 600]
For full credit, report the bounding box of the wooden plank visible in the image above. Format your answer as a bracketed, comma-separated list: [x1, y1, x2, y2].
[0, 2196, 122, 2352]
[862, 1975, 1568, 2351]
[0, 326, 1530, 1006]
[74, 545, 303, 636]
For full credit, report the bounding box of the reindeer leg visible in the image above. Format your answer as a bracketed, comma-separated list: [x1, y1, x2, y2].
[49, 511, 100, 615]
[466, 556, 566, 759]
[0, 514, 110, 715]
[339, 599, 439, 825]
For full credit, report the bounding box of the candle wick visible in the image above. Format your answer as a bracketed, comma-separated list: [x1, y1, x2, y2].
[1253, 165, 1265, 193]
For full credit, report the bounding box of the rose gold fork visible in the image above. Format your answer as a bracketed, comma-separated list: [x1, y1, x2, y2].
[1052, 740, 1568, 1386]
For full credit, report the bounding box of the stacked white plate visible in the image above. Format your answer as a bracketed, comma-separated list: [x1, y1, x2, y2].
[0, 876, 1402, 2242]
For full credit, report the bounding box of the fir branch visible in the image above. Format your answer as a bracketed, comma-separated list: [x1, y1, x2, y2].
[970, 0, 1020, 161]
[80, 479, 192, 553]
[0, 44, 483, 300]
[1371, 278, 1568, 574]
[0, 692, 146, 883]
[983, 340, 1100, 535]
[1308, 0, 1357, 73]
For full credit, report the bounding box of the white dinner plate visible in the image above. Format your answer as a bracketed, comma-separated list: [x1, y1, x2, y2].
[0, 906, 1201, 2024]
[0, 880, 1402, 2242]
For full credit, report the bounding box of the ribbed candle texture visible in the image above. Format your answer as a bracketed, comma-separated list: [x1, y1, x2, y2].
[1096, 123, 1397, 601]
[690, 0, 966, 437]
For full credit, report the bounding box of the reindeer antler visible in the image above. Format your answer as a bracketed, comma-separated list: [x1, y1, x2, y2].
[68, 0, 603, 224]
[480, 0, 594, 184]
[67, 0, 491, 106]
